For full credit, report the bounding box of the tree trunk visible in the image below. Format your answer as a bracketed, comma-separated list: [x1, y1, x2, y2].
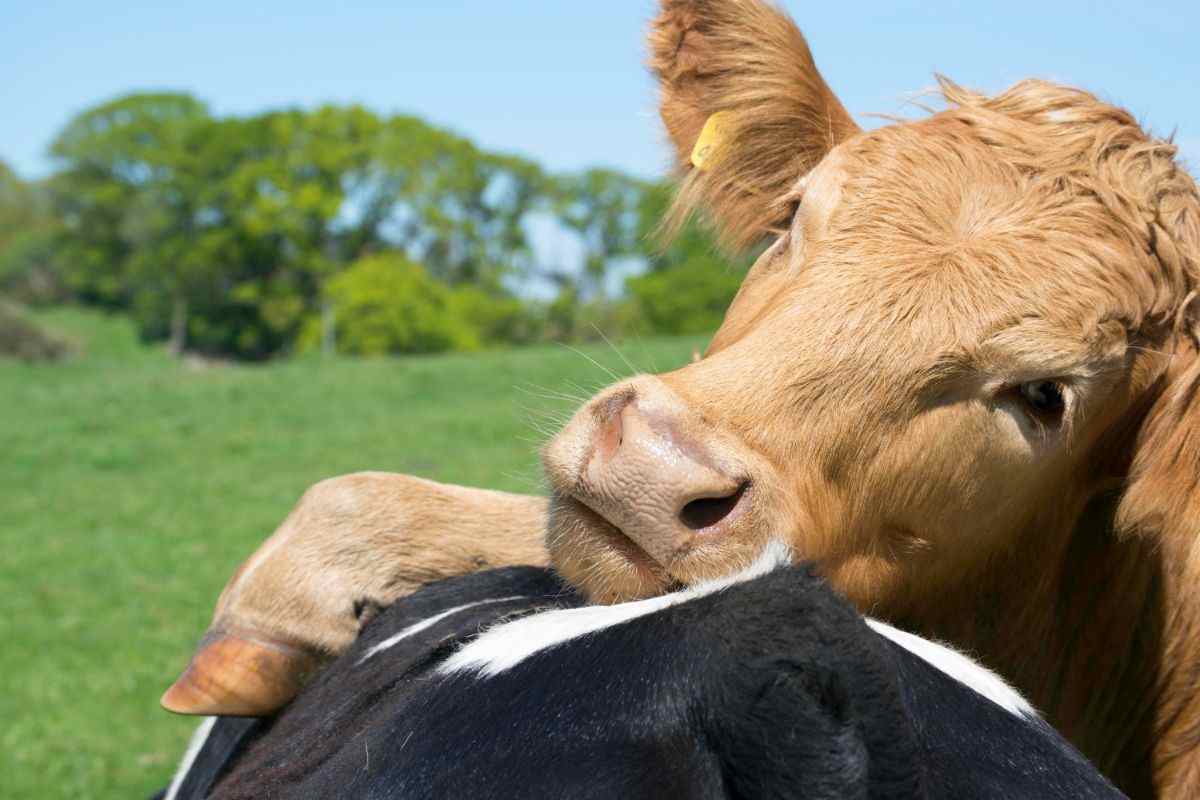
[168, 292, 187, 356]
[321, 299, 336, 356]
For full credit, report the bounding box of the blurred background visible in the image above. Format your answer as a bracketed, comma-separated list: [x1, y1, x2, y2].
[1, 1, 1196, 797]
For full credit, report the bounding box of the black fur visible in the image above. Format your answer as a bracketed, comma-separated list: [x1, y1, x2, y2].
[161, 564, 1124, 799]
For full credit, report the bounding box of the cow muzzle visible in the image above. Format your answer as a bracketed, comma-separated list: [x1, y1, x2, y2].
[543, 376, 758, 583]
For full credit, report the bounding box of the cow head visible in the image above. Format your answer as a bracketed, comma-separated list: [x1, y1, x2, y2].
[543, 0, 1200, 622]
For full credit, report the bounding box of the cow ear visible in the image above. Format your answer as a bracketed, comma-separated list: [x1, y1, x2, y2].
[1116, 343, 1200, 553]
[1115, 158, 1200, 561]
[649, 0, 860, 249]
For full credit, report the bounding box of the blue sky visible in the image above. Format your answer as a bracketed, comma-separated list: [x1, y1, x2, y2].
[3, 1, 1198, 181]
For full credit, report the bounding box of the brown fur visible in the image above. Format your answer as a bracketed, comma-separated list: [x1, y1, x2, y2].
[170, 3, 1200, 797]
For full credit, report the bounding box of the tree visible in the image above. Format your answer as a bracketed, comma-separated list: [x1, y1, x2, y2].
[374, 116, 546, 289]
[215, 105, 382, 354]
[626, 254, 745, 335]
[0, 160, 34, 254]
[553, 168, 646, 300]
[189, 108, 546, 357]
[0, 161, 55, 301]
[49, 92, 214, 352]
[38, 92, 744, 358]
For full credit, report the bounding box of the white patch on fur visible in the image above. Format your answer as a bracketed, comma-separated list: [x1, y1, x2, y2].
[356, 596, 529, 665]
[165, 716, 217, 800]
[439, 539, 793, 678]
[865, 618, 1036, 719]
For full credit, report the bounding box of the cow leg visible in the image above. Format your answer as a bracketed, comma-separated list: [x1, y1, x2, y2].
[162, 472, 548, 716]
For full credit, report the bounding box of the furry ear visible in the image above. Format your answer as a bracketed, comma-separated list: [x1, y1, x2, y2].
[1116, 343, 1200, 548]
[1116, 169, 1200, 552]
[649, 0, 860, 249]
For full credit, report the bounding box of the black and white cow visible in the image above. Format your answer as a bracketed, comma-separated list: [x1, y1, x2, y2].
[160, 542, 1124, 799]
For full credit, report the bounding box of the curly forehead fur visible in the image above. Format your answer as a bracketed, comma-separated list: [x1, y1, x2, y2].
[932, 79, 1197, 336]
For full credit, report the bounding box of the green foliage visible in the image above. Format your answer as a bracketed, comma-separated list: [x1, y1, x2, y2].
[0, 160, 68, 303]
[39, 93, 566, 358]
[0, 159, 34, 253]
[554, 168, 647, 298]
[627, 253, 747, 335]
[47, 93, 213, 312]
[451, 285, 545, 346]
[0, 227, 67, 304]
[0, 308, 706, 799]
[308, 253, 480, 355]
[26, 91, 749, 358]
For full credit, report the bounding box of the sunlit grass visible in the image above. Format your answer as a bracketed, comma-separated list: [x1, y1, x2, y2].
[0, 308, 704, 799]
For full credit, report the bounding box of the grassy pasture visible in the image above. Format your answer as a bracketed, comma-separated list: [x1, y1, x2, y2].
[0, 308, 703, 799]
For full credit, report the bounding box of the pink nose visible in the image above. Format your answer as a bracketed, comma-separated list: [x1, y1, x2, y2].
[559, 384, 750, 567]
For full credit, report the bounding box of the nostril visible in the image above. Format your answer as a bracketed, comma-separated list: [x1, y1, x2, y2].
[598, 388, 637, 423]
[593, 389, 637, 464]
[679, 481, 749, 532]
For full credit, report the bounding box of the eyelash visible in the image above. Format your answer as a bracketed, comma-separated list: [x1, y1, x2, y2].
[1004, 380, 1068, 428]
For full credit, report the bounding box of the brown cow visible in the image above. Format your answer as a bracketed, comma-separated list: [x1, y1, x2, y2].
[162, 1, 1200, 797]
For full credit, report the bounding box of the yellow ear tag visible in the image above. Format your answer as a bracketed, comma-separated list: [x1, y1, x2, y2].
[690, 111, 735, 172]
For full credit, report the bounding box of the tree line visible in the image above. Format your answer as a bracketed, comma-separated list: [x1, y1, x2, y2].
[0, 93, 750, 360]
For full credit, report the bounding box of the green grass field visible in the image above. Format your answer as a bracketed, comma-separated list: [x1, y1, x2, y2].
[0, 308, 704, 799]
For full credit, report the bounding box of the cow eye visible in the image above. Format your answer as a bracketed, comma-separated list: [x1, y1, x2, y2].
[1017, 380, 1065, 422]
